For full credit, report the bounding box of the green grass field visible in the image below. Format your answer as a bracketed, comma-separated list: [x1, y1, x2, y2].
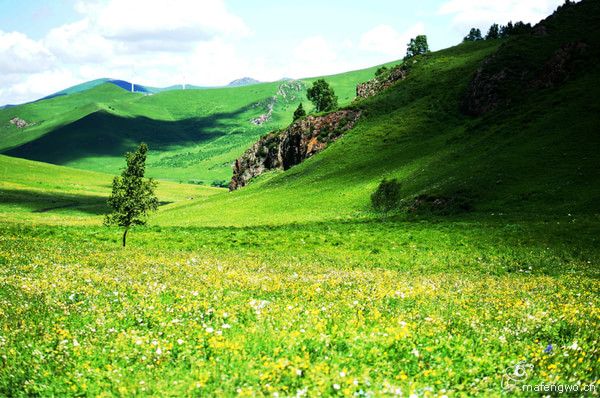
[0, 63, 392, 186]
[0, 1, 599, 396]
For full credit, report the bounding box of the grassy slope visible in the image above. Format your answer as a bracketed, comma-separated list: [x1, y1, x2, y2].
[158, 12, 600, 226]
[0, 64, 392, 185]
[0, 155, 220, 225]
[0, 4, 599, 395]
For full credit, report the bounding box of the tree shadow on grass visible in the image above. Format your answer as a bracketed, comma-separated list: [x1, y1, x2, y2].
[0, 188, 108, 215]
[0, 188, 173, 215]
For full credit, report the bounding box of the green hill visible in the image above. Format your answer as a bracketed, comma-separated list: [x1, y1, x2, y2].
[0, 64, 392, 186]
[1, 2, 599, 396]
[157, 0, 600, 226]
[0, 154, 219, 225]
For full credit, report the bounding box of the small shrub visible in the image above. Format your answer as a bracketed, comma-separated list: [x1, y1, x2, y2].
[375, 66, 389, 77]
[371, 179, 402, 213]
[211, 180, 229, 188]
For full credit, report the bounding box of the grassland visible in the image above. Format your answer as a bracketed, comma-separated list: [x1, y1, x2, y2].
[0, 1, 599, 396]
[0, 155, 219, 225]
[0, 63, 392, 186]
[1, 219, 598, 397]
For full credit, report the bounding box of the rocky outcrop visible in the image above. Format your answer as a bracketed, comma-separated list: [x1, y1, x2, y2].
[460, 54, 510, 116]
[9, 117, 29, 128]
[462, 39, 590, 116]
[251, 80, 305, 125]
[461, 0, 596, 116]
[230, 110, 361, 190]
[356, 65, 408, 99]
[531, 41, 589, 89]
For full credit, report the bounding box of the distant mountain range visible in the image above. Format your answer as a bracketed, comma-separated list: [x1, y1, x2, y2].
[2, 77, 263, 107]
[227, 77, 261, 87]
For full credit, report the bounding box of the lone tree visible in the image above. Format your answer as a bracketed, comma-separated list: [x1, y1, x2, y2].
[307, 79, 338, 113]
[464, 28, 483, 42]
[405, 35, 429, 60]
[105, 143, 158, 247]
[293, 103, 306, 121]
[486, 23, 500, 40]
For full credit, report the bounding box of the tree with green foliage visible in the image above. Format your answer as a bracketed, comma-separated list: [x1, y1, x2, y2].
[486, 23, 500, 40]
[105, 143, 158, 247]
[405, 35, 429, 60]
[464, 28, 483, 42]
[293, 103, 306, 121]
[371, 178, 402, 213]
[499, 21, 532, 38]
[306, 79, 338, 113]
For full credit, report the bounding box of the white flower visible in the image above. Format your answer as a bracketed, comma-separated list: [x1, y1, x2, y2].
[156, 347, 162, 355]
[135, 339, 143, 345]
[340, 371, 346, 377]
[177, 339, 184, 345]
[206, 327, 214, 333]
[569, 341, 579, 350]
[72, 339, 80, 347]
[296, 369, 303, 376]
[333, 383, 340, 390]
[222, 323, 231, 329]
[412, 348, 420, 357]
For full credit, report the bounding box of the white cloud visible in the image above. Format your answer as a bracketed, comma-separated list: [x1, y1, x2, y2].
[0, 69, 79, 104]
[359, 23, 425, 57]
[0, 0, 253, 104]
[0, 30, 55, 75]
[438, 0, 568, 31]
[288, 36, 344, 78]
[44, 19, 115, 63]
[85, 0, 249, 43]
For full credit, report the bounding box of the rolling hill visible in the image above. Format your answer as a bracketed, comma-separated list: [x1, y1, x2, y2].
[1, 2, 599, 395]
[0, 63, 394, 185]
[0, 154, 219, 225]
[156, 0, 600, 226]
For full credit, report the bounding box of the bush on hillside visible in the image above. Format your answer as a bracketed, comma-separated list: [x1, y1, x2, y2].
[371, 179, 402, 213]
[375, 66, 389, 77]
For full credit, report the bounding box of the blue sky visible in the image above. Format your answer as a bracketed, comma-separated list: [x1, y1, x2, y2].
[0, 0, 568, 104]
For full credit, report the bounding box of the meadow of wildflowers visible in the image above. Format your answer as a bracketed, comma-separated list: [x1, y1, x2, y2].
[0, 220, 597, 396]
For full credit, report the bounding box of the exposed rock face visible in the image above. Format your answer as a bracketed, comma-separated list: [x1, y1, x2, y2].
[250, 80, 305, 125]
[356, 65, 408, 99]
[462, 40, 590, 116]
[532, 41, 589, 88]
[230, 110, 361, 190]
[461, 0, 595, 116]
[460, 54, 510, 116]
[9, 117, 29, 128]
